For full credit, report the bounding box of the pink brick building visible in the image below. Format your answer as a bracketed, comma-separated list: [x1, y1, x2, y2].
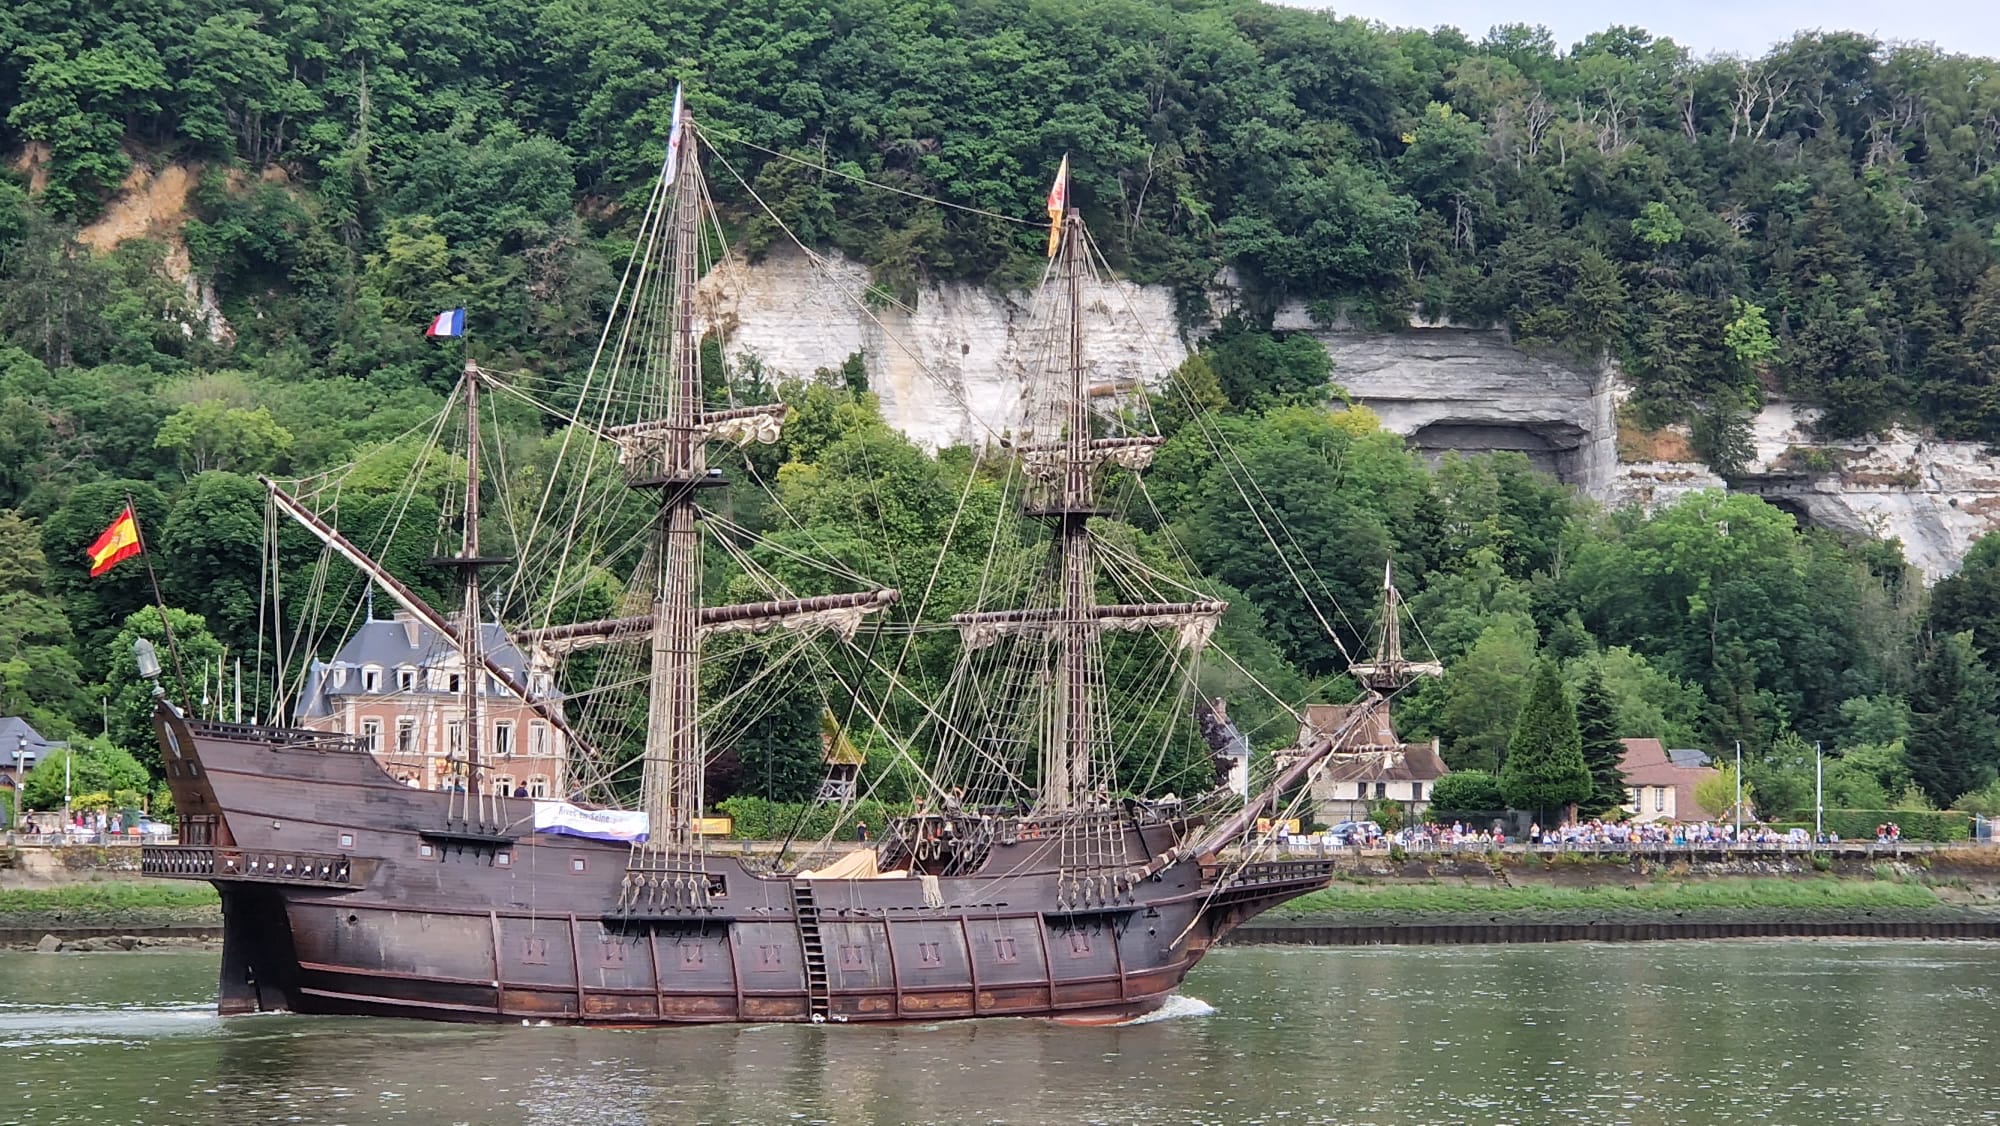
[297, 609, 566, 796]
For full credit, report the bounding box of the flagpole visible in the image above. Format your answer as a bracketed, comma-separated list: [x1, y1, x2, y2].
[125, 493, 187, 693]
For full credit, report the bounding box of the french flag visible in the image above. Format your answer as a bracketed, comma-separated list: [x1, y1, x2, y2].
[425, 308, 466, 338]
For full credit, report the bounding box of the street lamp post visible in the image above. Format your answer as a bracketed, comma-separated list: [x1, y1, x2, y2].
[1814, 741, 1824, 843]
[8, 734, 22, 831]
[1734, 740, 1743, 842]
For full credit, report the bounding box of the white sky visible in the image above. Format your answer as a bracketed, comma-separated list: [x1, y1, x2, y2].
[1295, 0, 2000, 59]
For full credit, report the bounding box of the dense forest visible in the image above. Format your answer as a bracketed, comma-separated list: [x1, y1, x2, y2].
[7, 0, 2000, 823]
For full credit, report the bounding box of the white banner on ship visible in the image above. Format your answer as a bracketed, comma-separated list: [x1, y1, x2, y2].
[532, 801, 650, 843]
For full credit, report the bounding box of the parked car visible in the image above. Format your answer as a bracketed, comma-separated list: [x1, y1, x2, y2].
[137, 819, 175, 837]
[1325, 820, 1382, 846]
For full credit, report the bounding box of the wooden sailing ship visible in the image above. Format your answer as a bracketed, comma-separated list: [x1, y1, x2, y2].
[141, 98, 1384, 1025]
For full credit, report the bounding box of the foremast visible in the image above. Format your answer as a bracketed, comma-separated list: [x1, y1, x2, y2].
[951, 188, 1224, 905]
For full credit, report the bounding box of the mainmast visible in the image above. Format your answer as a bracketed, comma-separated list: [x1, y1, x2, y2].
[1049, 204, 1100, 812]
[589, 96, 898, 908]
[951, 182, 1226, 822]
[630, 99, 710, 872]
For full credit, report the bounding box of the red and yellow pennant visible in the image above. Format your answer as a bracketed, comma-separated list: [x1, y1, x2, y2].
[1045, 155, 1069, 258]
[86, 505, 142, 577]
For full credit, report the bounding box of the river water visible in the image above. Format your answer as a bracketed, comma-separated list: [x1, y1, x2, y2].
[2, 941, 1995, 1125]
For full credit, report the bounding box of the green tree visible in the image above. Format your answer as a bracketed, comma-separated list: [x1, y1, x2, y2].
[1824, 741, 1912, 808]
[105, 606, 227, 771]
[1198, 320, 1337, 412]
[1500, 658, 1592, 820]
[1630, 202, 1684, 248]
[159, 471, 267, 652]
[0, 508, 85, 736]
[1439, 614, 1537, 771]
[1695, 763, 1754, 824]
[1572, 663, 1629, 817]
[20, 737, 149, 812]
[154, 401, 294, 475]
[1906, 631, 2000, 806]
[1929, 535, 2000, 672]
[1723, 298, 1778, 371]
[729, 688, 827, 805]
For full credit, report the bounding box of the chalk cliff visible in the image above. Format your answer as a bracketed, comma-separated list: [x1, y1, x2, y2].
[700, 248, 2000, 576]
[697, 248, 1182, 448]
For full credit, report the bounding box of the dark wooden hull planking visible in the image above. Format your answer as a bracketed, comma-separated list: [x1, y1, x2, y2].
[146, 709, 1331, 1025]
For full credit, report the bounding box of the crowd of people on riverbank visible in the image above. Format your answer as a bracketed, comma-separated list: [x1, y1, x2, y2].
[7, 808, 167, 843]
[1523, 819, 1815, 847]
[1283, 815, 1917, 853]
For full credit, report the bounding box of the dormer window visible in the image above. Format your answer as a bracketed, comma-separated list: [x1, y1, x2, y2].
[397, 667, 415, 692]
[447, 673, 462, 694]
[362, 667, 381, 693]
[332, 665, 348, 689]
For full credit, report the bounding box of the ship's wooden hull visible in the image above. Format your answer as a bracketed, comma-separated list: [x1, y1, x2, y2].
[147, 710, 1331, 1025]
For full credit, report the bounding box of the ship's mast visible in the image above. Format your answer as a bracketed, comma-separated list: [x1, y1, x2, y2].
[950, 182, 1227, 825]
[430, 356, 511, 826]
[460, 361, 485, 796]
[1048, 205, 1099, 812]
[634, 101, 708, 860]
[1347, 561, 1442, 696]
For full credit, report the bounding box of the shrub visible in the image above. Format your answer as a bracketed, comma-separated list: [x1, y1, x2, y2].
[1368, 798, 1405, 833]
[1781, 808, 1969, 841]
[1430, 770, 1504, 814]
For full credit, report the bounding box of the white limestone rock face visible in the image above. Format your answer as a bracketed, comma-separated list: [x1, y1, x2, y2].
[1293, 321, 1619, 495]
[1731, 401, 2000, 580]
[697, 248, 1186, 448]
[694, 252, 2000, 575]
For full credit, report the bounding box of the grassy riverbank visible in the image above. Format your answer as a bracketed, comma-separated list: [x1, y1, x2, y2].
[1276, 877, 1950, 918]
[0, 881, 221, 929]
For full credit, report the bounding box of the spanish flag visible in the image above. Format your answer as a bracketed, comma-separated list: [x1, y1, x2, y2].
[87, 506, 142, 577]
[1046, 155, 1069, 258]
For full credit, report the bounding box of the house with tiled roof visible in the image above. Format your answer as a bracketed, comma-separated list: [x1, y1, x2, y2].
[296, 608, 567, 795]
[1289, 703, 1450, 824]
[1620, 738, 1731, 823]
[0, 716, 59, 797]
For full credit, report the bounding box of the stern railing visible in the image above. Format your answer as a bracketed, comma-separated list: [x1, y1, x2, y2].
[141, 844, 363, 888]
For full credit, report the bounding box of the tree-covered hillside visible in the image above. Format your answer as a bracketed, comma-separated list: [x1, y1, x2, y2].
[8, 0, 2000, 447]
[9, 0, 2000, 822]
